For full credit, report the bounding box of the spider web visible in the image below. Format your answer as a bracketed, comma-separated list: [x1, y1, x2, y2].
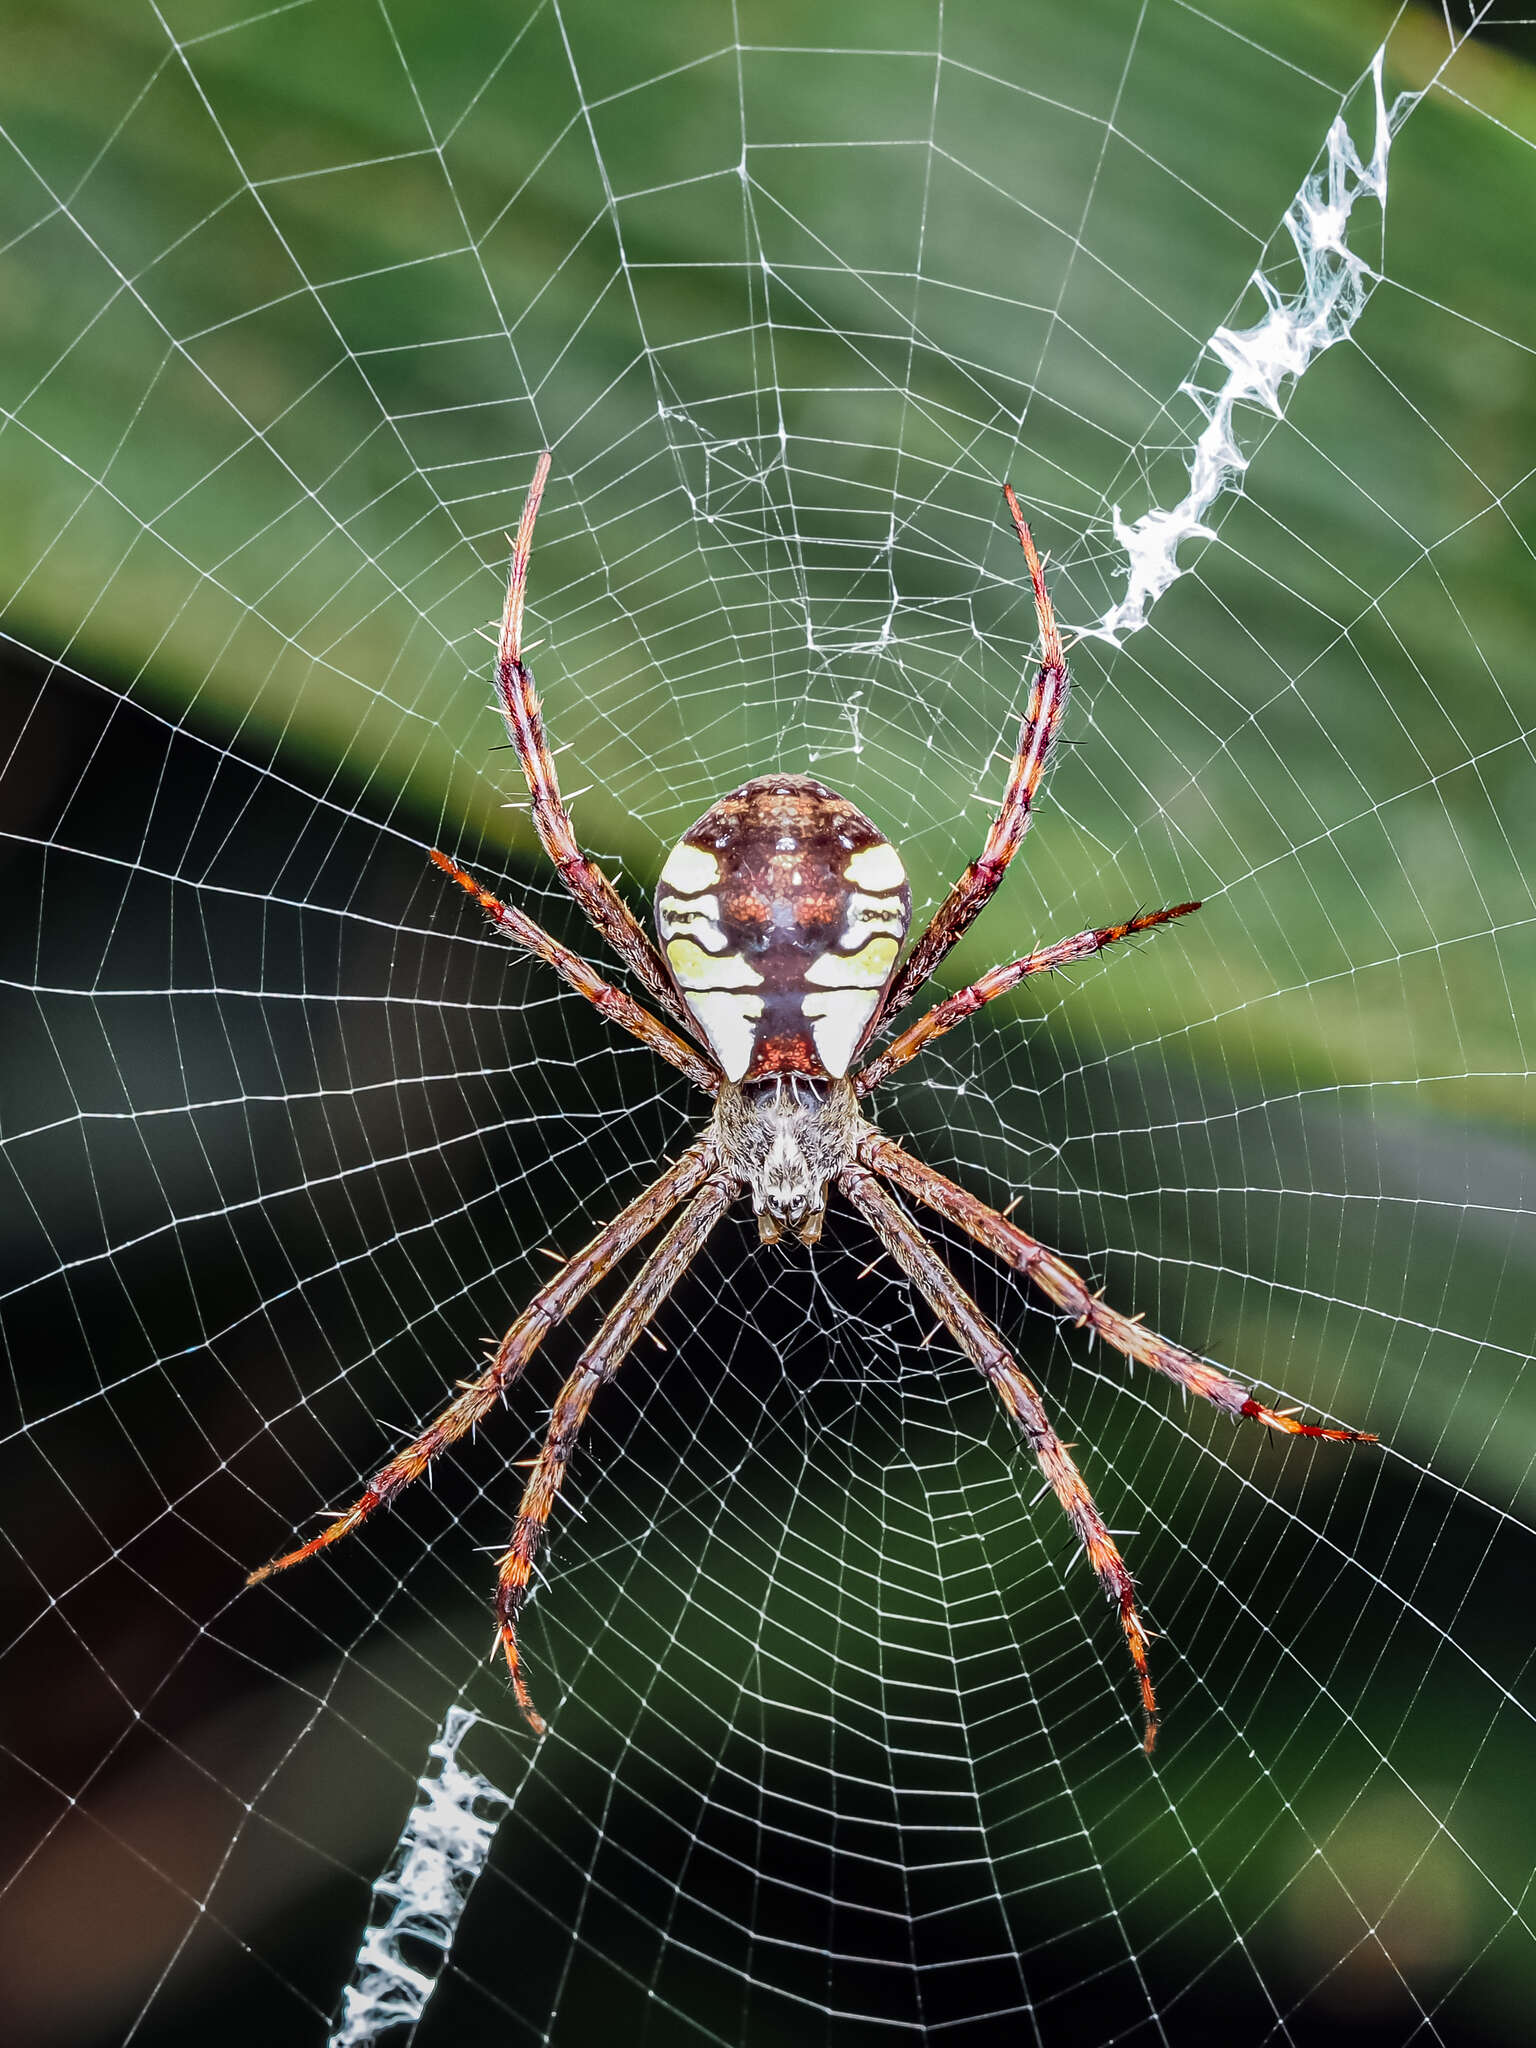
[3, 2, 1534, 2043]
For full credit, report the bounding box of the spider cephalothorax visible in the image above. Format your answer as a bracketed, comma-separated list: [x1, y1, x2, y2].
[250, 454, 1376, 1752]
[712, 1076, 864, 1244]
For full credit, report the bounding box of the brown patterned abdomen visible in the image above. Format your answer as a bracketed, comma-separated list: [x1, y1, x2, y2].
[655, 775, 911, 1081]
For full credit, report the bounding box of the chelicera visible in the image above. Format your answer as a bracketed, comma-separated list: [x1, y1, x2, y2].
[250, 455, 1375, 1751]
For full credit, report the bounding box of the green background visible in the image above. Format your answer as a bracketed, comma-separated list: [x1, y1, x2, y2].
[1, 3, 1532, 2043]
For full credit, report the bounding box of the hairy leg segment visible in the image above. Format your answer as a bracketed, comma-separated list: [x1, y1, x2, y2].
[493, 1172, 739, 1732]
[862, 1133, 1377, 1444]
[879, 490, 1071, 1025]
[429, 850, 719, 1093]
[492, 451, 698, 1038]
[247, 1143, 716, 1587]
[856, 901, 1201, 1094]
[841, 1164, 1160, 1752]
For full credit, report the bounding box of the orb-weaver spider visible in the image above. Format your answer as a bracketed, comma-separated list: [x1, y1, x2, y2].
[250, 454, 1375, 1751]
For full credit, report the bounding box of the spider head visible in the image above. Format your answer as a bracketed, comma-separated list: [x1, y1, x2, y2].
[713, 1076, 865, 1247]
[754, 1104, 828, 1245]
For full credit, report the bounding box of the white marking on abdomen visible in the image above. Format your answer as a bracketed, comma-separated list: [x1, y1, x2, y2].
[845, 842, 905, 891]
[804, 990, 879, 1076]
[685, 992, 763, 1081]
[660, 842, 720, 892]
[657, 892, 726, 950]
[841, 890, 907, 946]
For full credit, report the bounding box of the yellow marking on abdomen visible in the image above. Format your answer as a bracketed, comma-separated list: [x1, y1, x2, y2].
[804, 934, 899, 988]
[666, 938, 763, 990]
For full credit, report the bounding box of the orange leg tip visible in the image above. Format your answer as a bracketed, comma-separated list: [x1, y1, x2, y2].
[429, 848, 471, 889]
[245, 1543, 308, 1585]
[500, 1629, 547, 1736]
[245, 1509, 366, 1587]
[1241, 1396, 1375, 1443]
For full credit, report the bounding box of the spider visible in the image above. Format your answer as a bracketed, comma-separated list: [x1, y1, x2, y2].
[249, 454, 1376, 1752]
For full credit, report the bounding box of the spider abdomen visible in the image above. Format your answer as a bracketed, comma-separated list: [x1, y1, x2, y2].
[656, 774, 911, 1083]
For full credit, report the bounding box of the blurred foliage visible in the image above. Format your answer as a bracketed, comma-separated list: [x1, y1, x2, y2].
[1, 1, 1533, 1092]
[2, 3, 1534, 2045]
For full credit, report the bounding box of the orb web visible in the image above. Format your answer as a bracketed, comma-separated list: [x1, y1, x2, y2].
[2, 4, 1533, 2044]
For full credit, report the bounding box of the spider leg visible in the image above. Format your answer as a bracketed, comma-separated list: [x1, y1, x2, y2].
[493, 1172, 738, 1733]
[430, 850, 719, 1094]
[247, 1142, 718, 1587]
[840, 1164, 1159, 1753]
[861, 1133, 1377, 1444]
[877, 488, 1069, 1027]
[856, 902, 1201, 1094]
[493, 453, 697, 1039]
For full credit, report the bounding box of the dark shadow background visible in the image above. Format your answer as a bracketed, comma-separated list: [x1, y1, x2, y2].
[3, 4, 1535, 2044]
